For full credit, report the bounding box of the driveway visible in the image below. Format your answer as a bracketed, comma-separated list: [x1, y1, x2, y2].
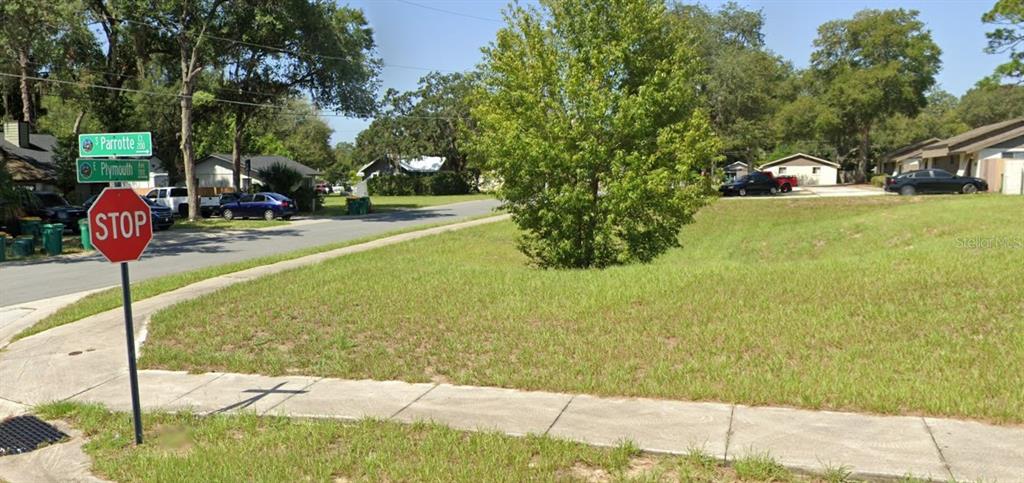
[722, 184, 889, 200]
[0, 199, 500, 306]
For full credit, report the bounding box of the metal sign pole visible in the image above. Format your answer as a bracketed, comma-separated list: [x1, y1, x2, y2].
[120, 261, 144, 445]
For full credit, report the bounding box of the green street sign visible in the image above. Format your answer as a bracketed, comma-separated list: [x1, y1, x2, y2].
[77, 158, 150, 183]
[78, 132, 152, 157]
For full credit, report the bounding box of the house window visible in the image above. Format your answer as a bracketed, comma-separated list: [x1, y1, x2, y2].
[1002, 151, 1024, 159]
[812, 167, 821, 174]
[778, 167, 787, 174]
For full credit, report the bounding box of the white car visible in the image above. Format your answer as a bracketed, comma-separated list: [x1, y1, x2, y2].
[145, 187, 220, 218]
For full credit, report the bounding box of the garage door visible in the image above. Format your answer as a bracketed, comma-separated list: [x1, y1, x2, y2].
[1004, 160, 1024, 195]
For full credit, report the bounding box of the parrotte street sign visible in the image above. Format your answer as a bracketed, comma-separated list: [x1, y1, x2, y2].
[87, 187, 153, 445]
[79, 132, 153, 158]
[76, 158, 150, 183]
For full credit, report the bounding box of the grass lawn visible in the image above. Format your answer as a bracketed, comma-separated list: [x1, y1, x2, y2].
[11, 214, 501, 342]
[38, 402, 802, 482]
[170, 218, 289, 231]
[319, 193, 493, 217]
[141, 194, 1024, 424]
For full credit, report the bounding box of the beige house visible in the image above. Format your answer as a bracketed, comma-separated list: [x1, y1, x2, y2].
[195, 154, 320, 192]
[723, 161, 749, 181]
[894, 118, 1024, 194]
[884, 137, 940, 175]
[758, 153, 839, 186]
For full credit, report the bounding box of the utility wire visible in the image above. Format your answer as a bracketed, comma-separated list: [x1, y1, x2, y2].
[1, 71, 465, 120]
[393, 0, 502, 23]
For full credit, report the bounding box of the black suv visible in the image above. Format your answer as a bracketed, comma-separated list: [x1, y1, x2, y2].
[885, 169, 988, 196]
[26, 192, 87, 232]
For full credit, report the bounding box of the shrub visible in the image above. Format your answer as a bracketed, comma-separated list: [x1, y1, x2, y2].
[255, 163, 305, 195]
[870, 174, 888, 187]
[367, 172, 475, 196]
[423, 171, 473, 195]
[368, 174, 420, 196]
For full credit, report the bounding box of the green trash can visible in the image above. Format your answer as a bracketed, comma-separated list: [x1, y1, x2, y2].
[12, 236, 34, 257]
[0, 235, 6, 262]
[79, 218, 93, 251]
[42, 223, 64, 255]
[19, 218, 42, 244]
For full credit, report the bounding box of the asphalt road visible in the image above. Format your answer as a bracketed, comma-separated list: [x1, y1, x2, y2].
[0, 199, 501, 306]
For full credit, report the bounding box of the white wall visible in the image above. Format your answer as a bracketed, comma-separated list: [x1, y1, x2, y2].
[761, 164, 837, 186]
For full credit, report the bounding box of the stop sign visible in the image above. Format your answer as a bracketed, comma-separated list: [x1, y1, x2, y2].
[88, 187, 153, 263]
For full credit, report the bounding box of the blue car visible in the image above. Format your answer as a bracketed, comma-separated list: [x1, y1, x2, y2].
[219, 192, 297, 221]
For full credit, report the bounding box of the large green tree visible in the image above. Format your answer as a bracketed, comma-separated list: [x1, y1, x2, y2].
[957, 78, 1024, 127]
[809, 9, 941, 180]
[473, 0, 720, 269]
[673, 3, 796, 163]
[215, 0, 378, 190]
[984, 0, 1024, 80]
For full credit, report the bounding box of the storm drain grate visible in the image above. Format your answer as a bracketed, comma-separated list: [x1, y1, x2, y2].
[0, 415, 68, 456]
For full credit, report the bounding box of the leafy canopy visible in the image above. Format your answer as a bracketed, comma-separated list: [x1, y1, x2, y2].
[473, 0, 720, 269]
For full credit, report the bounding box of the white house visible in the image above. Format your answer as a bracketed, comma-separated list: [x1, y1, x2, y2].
[357, 156, 446, 179]
[758, 153, 839, 186]
[195, 153, 320, 191]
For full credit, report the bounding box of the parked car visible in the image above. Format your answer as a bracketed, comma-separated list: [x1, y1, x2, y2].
[83, 194, 175, 231]
[26, 192, 87, 232]
[219, 192, 297, 221]
[719, 172, 779, 196]
[314, 183, 333, 195]
[762, 172, 799, 193]
[144, 187, 220, 218]
[884, 169, 988, 196]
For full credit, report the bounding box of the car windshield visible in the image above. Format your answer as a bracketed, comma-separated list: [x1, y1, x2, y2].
[735, 175, 750, 183]
[36, 193, 68, 207]
[141, 197, 160, 207]
[170, 188, 188, 197]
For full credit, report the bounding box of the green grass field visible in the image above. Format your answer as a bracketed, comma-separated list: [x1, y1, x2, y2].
[38, 403, 795, 482]
[141, 194, 1024, 424]
[319, 193, 493, 216]
[11, 214, 501, 342]
[170, 218, 289, 231]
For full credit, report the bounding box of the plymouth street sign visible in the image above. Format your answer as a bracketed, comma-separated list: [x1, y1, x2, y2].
[79, 132, 152, 158]
[77, 158, 150, 183]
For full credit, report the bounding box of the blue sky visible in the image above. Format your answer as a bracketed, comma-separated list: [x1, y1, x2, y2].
[327, 0, 1005, 144]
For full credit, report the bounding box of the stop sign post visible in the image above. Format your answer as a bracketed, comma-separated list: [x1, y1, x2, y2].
[88, 187, 152, 445]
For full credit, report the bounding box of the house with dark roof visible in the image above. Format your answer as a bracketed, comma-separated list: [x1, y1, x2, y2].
[2, 121, 59, 191]
[883, 137, 941, 175]
[900, 118, 1024, 194]
[195, 153, 321, 191]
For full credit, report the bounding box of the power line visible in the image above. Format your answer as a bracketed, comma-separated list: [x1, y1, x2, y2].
[0, 71, 465, 120]
[393, 0, 502, 23]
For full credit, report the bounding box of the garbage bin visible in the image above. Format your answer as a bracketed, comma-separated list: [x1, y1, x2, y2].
[347, 197, 371, 216]
[79, 218, 93, 251]
[42, 223, 64, 255]
[0, 235, 6, 262]
[19, 218, 41, 244]
[12, 236, 34, 257]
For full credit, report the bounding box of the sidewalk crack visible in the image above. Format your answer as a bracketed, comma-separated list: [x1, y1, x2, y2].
[389, 384, 438, 419]
[544, 395, 574, 435]
[722, 405, 736, 462]
[921, 417, 955, 481]
[60, 372, 125, 402]
[166, 372, 226, 405]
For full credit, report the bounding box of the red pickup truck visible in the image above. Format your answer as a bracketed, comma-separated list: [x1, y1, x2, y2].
[762, 172, 799, 193]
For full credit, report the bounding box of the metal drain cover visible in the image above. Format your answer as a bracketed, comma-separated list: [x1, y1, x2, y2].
[0, 415, 68, 456]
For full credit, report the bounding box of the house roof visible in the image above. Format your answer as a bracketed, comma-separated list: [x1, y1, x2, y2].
[399, 156, 445, 173]
[206, 153, 320, 176]
[0, 133, 58, 182]
[886, 137, 941, 163]
[724, 161, 749, 169]
[758, 153, 840, 169]
[922, 118, 1024, 158]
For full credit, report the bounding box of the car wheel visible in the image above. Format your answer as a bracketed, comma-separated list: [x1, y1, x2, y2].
[780, 183, 791, 193]
[769, 186, 779, 195]
[283, 215, 292, 221]
[738, 188, 747, 197]
[222, 209, 234, 221]
[264, 209, 275, 221]
[899, 185, 916, 196]
[962, 183, 978, 194]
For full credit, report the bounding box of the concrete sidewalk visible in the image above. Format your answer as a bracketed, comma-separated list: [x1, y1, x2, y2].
[1, 212, 1022, 482]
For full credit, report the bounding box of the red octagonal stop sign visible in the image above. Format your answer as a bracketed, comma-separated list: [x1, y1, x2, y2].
[88, 187, 153, 263]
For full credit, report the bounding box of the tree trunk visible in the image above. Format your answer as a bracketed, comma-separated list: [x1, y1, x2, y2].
[232, 110, 246, 191]
[180, 43, 199, 221]
[857, 126, 871, 183]
[17, 48, 33, 125]
[72, 111, 86, 135]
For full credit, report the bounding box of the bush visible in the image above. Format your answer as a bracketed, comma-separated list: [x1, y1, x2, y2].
[367, 172, 475, 196]
[870, 174, 888, 187]
[291, 186, 324, 212]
